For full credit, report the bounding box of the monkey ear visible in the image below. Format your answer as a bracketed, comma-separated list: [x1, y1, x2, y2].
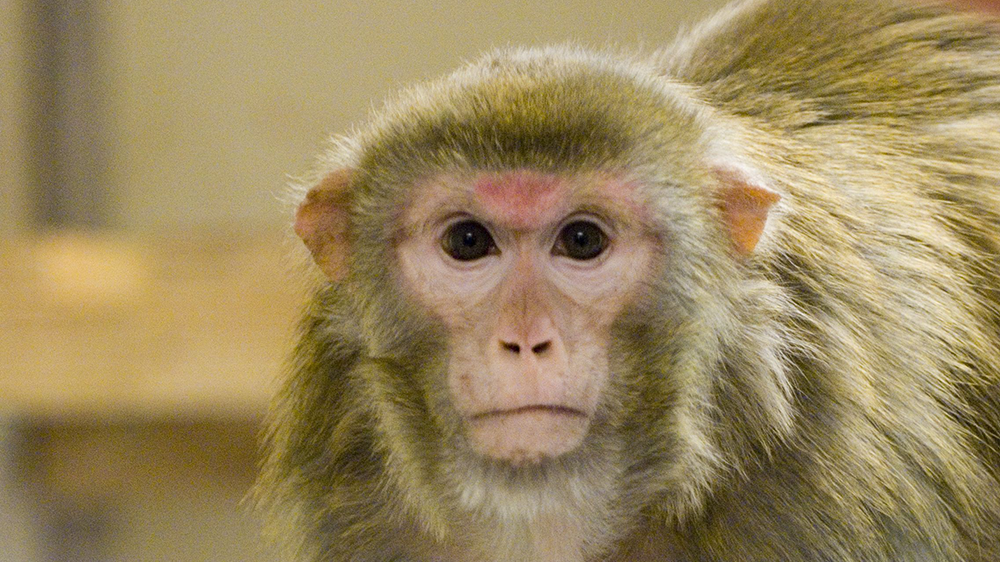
[715, 169, 781, 256]
[294, 169, 353, 280]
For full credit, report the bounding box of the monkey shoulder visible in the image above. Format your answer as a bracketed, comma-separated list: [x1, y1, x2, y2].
[658, 0, 1000, 129]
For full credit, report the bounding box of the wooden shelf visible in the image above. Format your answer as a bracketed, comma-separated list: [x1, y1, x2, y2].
[0, 230, 308, 420]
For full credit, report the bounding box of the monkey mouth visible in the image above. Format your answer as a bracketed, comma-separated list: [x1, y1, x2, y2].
[465, 405, 592, 464]
[470, 404, 588, 421]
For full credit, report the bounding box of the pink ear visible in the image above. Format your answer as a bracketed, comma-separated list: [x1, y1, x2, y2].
[295, 169, 353, 280]
[715, 169, 781, 256]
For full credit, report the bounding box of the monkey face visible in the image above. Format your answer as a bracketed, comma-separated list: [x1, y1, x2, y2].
[395, 169, 659, 467]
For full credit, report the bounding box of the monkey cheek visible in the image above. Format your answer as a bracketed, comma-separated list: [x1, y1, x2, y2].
[465, 410, 591, 466]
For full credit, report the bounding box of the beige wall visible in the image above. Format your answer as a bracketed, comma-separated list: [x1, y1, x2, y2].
[1, 0, 29, 233]
[84, 0, 725, 232]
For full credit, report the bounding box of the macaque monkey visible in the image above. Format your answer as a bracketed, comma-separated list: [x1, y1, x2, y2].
[256, 0, 1000, 560]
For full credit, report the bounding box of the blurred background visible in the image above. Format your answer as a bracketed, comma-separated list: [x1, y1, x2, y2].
[0, 0, 728, 560]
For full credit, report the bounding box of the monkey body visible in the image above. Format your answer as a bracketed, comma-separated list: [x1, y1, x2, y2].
[257, 1, 1000, 560]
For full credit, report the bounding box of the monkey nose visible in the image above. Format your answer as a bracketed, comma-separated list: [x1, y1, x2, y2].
[500, 339, 553, 356]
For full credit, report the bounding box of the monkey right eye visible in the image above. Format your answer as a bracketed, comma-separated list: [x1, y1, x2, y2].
[442, 220, 497, 261]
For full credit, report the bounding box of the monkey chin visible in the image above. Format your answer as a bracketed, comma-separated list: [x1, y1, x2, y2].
[465, 406, 591, 467]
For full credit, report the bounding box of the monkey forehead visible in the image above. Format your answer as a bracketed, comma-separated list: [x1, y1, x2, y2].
[399, 170, 649, 235]
[473, 171, 568, 230]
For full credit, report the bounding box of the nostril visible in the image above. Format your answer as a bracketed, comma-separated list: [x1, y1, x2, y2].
[531, 341, 551, 355]
[502, 342, 521, 354]
[500, 340, 552, 355]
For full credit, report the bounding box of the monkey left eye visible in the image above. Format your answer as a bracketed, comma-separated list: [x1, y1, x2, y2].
[555, 220, 608, 261]
[442, 220, 497, 261]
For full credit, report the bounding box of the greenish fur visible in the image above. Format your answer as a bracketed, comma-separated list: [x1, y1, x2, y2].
[257, 0, 1000, 560]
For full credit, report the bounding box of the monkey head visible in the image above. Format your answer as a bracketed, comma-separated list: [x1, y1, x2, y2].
[292, 48, 786, 523]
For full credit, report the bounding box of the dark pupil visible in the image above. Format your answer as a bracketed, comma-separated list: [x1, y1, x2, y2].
[444, 221, 494, 261]
[560, 221, 606, 260]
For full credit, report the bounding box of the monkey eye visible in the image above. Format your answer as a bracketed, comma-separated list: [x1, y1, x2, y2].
[442, 220, 497, 261]
[555, 220, 608, 261]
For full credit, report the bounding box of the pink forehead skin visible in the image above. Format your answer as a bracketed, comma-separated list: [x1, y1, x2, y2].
[473, 171, 571, 230]
[473, 170, 647, 230]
